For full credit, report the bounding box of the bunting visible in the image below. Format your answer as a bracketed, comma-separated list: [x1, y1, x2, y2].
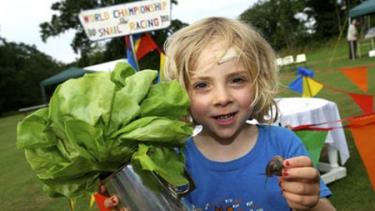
[124, 33, 163, 75]
[288, 67, 316, 94]
[348, 113, 375, 191]
[133, 35, 141, 52]
[340, 66, 368, 92]
[297, 67, 315, 77]
[90, 193, 96, 208]
[124, 35, 139, 71]
[288, 66, 374, 113]
[159, 52, 166, 81]
[290, 112, 375, 191]
[295, 130, 328, 166]
[136, 33, 160, 60]
[302, 77, 324, 98]
[288, 75, 303, 94]
[94, 192, 111, 211]
[348, 93, 374, 114]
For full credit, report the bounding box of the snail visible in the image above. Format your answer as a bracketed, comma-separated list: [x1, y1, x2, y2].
[265, 155, 284, 177]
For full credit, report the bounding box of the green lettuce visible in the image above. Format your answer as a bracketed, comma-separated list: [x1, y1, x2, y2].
[16, 62, 193, 199]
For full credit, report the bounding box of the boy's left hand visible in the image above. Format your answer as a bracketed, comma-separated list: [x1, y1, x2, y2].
[279, 156, 320, 210]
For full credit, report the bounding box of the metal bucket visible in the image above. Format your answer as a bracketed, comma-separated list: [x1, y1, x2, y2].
[105, 164, 193, 211]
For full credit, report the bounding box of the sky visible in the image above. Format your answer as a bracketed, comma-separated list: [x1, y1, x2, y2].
[0, 0, 256, 64]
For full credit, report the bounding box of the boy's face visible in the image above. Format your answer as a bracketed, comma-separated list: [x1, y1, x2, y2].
[188, 43, 254, 140]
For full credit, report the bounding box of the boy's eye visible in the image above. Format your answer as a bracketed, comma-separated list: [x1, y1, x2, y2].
[231, 77, 247, 84]
[193, 82, 208, 89]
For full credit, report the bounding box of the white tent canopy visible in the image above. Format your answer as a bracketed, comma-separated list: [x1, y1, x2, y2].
[83, 58, 127, 72]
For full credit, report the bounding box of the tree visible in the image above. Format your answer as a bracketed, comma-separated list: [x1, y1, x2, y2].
[240, 0, 366, 51]
[307, 0, 367, 40]
[0, 37, 62, 114]
[240, 0, 307, 51]
[40, 0, 183, 66]
[305, 0, 344, 40]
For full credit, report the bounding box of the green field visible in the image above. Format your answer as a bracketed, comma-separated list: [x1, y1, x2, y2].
[0, 114, 96, 210]
[1, 39, 375, 210]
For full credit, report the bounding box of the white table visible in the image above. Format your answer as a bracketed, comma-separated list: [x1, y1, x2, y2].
[275, 97, 349, 184]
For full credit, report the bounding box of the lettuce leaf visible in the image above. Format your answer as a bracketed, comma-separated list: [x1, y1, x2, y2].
[16, 62, 193, 199]
[132, 144, 188, 186]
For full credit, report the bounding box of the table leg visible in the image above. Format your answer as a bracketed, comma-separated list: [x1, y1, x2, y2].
[318, 146, 347, 184]
[328, 147, 339, 168]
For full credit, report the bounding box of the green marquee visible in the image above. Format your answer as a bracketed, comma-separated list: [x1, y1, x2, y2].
[40, 67, 91, 104]
[349, 0, 375, 18]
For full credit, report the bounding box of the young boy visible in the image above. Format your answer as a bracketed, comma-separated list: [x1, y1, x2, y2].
[163, 17, 336, 211]
[105, 17, 336, 211]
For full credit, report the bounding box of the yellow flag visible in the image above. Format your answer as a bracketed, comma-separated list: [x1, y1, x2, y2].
[159, 52, 166, 81]
[89, 193, 96, 208]
[302, 77, 324, 97]
[69, 199, 76, 211]
[134, 37, 141, 52]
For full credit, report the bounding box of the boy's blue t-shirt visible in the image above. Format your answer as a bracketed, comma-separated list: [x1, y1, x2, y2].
[183, 125, 332, 211]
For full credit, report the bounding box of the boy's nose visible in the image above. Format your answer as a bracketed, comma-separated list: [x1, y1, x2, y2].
[213, 86, 232, 106]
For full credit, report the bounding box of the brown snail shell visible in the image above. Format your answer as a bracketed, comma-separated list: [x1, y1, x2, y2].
[265, 155, 284, 177]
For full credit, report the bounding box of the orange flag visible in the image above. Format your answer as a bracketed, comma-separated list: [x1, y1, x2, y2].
[348, 93, 374, 114]
[340, 66, 368, 92]
[348, 113, 375, 191]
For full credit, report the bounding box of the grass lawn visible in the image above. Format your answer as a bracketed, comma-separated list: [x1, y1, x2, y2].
[1, 39, 375, 210]
[0, 114, 96, 211]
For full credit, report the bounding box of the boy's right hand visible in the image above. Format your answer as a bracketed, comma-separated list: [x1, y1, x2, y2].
[103, 195, 120, 209]
[99, 183, 129, 211]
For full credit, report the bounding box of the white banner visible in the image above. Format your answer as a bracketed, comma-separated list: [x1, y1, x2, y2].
[79, 0, 171, 41]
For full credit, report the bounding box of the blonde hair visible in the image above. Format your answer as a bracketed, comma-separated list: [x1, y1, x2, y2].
[163, 17, 279, 123]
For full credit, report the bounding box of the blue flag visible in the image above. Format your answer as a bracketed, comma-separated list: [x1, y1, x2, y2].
[124, 35, 140, 71]
[297, 67, 314, 77]
[288, 75, 303, 94]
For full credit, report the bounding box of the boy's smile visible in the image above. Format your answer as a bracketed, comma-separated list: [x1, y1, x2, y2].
[188, 42, 254, 142]
[212, 111, 237, 126]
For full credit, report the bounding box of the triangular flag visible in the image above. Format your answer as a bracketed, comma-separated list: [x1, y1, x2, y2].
[69, 199, 76, 211]
[348, 93, 374, 114]
[288, 75, 303, 94]
[348, 113, 375, 191]
[136, 33, 159, 60]
[297, 67, 315, 77]
[340, 66, 368, 92]
[133, 35, 141, 52]
[302, 77, 324, 97]
[94, 192, 111, 211]
[159, 52, 166, 81]
[124, 35, 139, 71]
[295, 130, 328, 166]
[90, 193, 96, 208]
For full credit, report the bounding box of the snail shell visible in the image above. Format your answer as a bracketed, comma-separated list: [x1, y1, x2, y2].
[265, 155, 284, 177]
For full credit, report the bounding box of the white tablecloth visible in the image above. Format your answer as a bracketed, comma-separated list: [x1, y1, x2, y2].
[275, 97, 349, 165]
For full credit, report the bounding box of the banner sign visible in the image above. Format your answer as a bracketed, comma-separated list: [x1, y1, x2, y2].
[79, 0, 171, 41]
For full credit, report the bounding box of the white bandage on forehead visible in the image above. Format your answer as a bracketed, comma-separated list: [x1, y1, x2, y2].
[191, 45, 241, 76]
[217, 47, 240, 65]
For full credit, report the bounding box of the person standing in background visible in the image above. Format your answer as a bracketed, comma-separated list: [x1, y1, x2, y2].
[347, 19, 359, 60]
